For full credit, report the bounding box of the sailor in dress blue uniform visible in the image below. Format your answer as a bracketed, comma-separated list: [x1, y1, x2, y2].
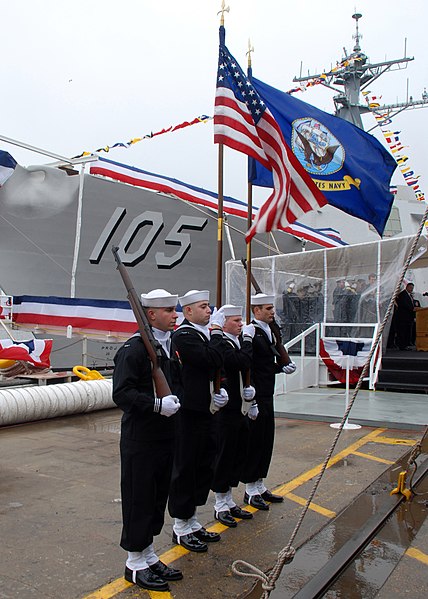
[243, 293, 297, 510]
[113, 289, 182, 592]
[211, 304, 255, 527]
[168, 290, 228, 552]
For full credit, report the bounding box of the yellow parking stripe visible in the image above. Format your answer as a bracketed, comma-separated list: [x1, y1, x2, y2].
[81, 578, 131, 599]
[373, 436, 416, 446]
[352, 450, 395, 465]
[406, 547, 428, 565]
[274, 428, 387, 496]
[285, 492, 336, 518]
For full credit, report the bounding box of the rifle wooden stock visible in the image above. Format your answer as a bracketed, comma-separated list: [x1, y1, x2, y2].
[112, 246, 171, 398]
[241, 258, 291, 367]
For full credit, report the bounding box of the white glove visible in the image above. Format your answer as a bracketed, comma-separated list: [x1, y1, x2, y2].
[282, 361, 297, 375]
[242, 324, 255, 338]
[248, 403, 259, 420]
[159, 394, 181, 417]
[242, 385, 256, 402]
[211, 307, 225, 328]
[212, 387, 229, 408]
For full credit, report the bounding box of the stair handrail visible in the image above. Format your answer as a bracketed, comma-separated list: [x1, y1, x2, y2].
[369, 324, 382, 390]
[282, 323, 320, 392]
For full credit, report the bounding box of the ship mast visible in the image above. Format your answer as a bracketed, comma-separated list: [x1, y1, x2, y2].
[293, 13, 428, 129]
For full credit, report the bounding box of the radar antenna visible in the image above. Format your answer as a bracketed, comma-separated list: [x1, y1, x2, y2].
[293, 13, 427, 129]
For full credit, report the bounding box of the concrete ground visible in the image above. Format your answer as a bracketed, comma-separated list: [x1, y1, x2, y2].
[1, 406, 427, 599]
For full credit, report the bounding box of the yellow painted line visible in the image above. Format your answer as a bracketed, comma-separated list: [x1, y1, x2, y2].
[285, 492, 336, 518]
[406, 547, 428, 565]
[352, 450, 395, 465]
[274, 428, 387, 497]
[372, 436, 416, 446]
[81, 578, 132, 599]
[80, 551, 182, 599]
[160, 545, 188, 563]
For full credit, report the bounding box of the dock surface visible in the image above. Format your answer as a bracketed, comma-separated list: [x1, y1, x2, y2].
[1, 388, 427, 598]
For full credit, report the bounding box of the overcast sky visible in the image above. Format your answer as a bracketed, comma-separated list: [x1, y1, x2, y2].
[2, 0, 427, 207]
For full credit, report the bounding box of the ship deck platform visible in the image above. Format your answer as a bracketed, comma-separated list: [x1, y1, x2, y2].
[1, 386, 427, 599]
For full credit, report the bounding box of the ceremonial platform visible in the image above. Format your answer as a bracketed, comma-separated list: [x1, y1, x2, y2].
[274, 385, 428, 431]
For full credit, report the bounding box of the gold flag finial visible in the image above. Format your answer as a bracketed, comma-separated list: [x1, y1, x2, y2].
[218, 0, 230, 26]
[246, 38, 254, 68]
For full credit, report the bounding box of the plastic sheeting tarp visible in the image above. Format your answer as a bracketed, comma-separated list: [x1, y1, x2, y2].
[225, 235, 424, 343]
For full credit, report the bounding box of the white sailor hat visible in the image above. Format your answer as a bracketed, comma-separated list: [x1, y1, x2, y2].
[140, 289, 178, 308]
[178, 289, 210, 307]
[221, 304, 243, 317]
[251, 293, 275, 305]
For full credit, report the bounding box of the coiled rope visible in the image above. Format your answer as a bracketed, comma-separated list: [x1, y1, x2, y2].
[232, 203, 428, 598]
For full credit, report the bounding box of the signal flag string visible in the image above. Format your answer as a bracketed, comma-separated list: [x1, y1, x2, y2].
[72, 115, 212, 159]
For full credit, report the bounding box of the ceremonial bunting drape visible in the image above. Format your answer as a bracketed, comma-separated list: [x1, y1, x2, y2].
[90, 157, 347, 248]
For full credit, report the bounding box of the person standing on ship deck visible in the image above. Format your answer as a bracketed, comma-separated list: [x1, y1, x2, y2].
[396, 282, 417, 350]
[112, 289, 182, 592]
[242, 293, 297, 510]
[211, 304, 255, 527]
[168, 289, 227, 552]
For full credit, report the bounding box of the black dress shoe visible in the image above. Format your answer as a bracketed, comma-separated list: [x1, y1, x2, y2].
[149, 560, 183, 581]
[261, 490, 284, 503]
[230, 505, 253, 519]
[244, 492, 269, 510]
[193, 526, 221, 542]
[172, 531, 208, 552]
[214, 510, 237, 527]
[124, 566, 169, 591]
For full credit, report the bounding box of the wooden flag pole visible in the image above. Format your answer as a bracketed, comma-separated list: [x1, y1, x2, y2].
[246, 177, 253, 323]
[246, 38, 255, 324]
[215, 1, 229, 310]
[216, 143, 224, 309]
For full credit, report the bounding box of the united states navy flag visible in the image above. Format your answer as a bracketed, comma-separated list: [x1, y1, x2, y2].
[248, 78, 397, 236]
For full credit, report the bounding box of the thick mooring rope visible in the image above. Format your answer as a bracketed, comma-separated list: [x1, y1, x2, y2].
[232, 204, 428, 598]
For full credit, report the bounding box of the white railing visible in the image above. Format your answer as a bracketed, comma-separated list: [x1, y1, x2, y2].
[276, 323, 320, 394]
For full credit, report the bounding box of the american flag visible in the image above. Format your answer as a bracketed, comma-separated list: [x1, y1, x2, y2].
[214, 26, 326, 242]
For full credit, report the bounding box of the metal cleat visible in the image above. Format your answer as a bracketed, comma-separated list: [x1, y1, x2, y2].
[390, 470, 412, 501]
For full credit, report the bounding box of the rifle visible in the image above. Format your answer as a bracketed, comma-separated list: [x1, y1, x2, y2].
[112, 246, 171, 398]
[241, 258, 292, 367]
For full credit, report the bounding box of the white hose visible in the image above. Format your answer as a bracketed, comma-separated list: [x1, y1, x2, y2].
[0, 379, 114, 426]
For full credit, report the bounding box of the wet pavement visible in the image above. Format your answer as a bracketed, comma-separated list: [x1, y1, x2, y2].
[1, 409, 427, 599]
